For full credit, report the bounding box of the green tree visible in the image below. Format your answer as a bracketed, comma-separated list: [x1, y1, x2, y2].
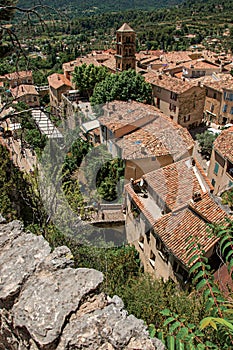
[72, 63, 109, 98]
[221, 188, 233, 209]
[196, 131, 218, 159]
[90, 69, 152, 111]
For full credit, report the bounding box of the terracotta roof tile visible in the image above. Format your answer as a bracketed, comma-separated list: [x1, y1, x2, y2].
[214, 127, 233, 163]
[125, 158, 228, 266]
[62, 57, 100, 73]
[5, 70, 32, 80]
[203, 75, 233, 92]
[143, 158, 209, 211]
[99, 101, 156, 131]
[101, 56, 116, 72]
[48, 73, 72, 90]
[10, 84, 39, 98]
[144, 71, 197, 94]
[115, 113, 194, 159]
[182, 59, 219, 70]
[152, 208, 221, 266]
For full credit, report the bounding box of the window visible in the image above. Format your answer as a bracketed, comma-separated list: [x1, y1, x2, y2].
[138, 236, 144, 250]
[156, 237, 162, 250]
[213, 92, 217, 99]
[223, 104, 228, 113]
[215, 151, 225, 168]
[214, 162, 219, 175]
[230, 107, 233, 115]
[210, 103, 214, 113]
[157, 87, 161, 93]
[229, 181, 233, 188]
[149, 251, 156, 268]
[184, 115, 190, 122]
[224, 92, 233, 101]
[169, 103, 176, 112]
[145, 230, 150, 244]
[170, 92, 177, 100]
[211, 178, 216, 187]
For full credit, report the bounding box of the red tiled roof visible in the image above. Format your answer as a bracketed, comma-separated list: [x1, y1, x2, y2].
[5, 70, 32, 80]
[99, 101, 156, 131]
[125, 157, 228, 266]
[152, 207, 220, 266]
[182, 59, 219, 70]
[214, 127, 233, 163]
[101, 56, 116, 72]
[203, 75, 233, 92]
[10, 84, 39, 98]
[144, 71, 197, 94]
[143, 158, 209, 211]
[116, 113, 194, 159]
[48, 73, 72, 90]
[189, 192, 227, 224]
[62, 57, 100, 73]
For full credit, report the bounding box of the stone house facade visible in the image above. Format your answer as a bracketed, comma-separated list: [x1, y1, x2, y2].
[208, 126, 233, 194]
[10, 84, 40, 107]
[125, 158, 227, 286]
[144, 71, 206, 128]
[203, 75, 233, 125]
[5, 70, 33, 88]
[47, 73, 72, 116]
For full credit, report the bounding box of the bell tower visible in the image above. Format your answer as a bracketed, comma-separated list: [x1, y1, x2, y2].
[115, 23, 136, 72]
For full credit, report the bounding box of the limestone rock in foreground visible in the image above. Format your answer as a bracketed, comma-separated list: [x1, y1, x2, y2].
[57, 293, 162, 350]
[0, 220, 165, 350]
[0, 221, 51, 309]
[13, 267, 103, 349]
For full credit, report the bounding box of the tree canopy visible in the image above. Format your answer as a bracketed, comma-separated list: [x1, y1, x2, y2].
[196, 131, 218, 159]
[72, 63, 109, 98]
[90, 69, 152, 109]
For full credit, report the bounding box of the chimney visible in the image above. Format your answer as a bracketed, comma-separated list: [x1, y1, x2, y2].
[141, 146, 147, 154]
[192, 191, 201, 202]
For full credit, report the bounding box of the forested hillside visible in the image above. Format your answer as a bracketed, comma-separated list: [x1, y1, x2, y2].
[17, 0, 182, 16]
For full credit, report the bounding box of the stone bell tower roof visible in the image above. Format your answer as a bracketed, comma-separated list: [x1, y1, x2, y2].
[117, 23, 135, 32]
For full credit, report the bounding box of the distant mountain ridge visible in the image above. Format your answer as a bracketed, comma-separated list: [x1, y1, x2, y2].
[18, 0, 182, 15]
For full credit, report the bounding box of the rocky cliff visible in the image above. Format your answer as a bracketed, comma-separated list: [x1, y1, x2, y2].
[0, 218, 165, 350]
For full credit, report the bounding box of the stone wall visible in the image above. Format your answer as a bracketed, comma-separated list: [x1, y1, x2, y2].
[0, 218, 165, 350]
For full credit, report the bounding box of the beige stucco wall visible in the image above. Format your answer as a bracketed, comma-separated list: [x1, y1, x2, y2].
[208, 149, 233, 194]
[125, 155, 173, 180]
[125, 199, 184, 284]
[184, 66, 220, 79]
[152, 86, 178, 122]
